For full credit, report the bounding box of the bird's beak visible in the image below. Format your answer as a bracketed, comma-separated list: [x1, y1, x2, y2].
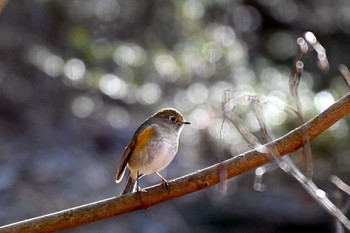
[181, 121, 191, 125]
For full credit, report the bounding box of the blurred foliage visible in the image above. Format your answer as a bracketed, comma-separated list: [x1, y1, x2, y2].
[0, 0, 350, 232]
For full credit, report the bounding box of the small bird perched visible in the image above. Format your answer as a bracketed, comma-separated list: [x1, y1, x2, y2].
[115, 108, 190, 195]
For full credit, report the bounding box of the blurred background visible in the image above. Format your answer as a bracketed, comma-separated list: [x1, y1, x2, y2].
[0, 0, 350, 232]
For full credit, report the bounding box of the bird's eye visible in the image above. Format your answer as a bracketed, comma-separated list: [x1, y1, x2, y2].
[169, 116, 177, 123]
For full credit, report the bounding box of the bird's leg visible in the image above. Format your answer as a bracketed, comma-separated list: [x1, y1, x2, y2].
[136, 172, 146, 193]
[136, 171, 141, 193]
[156, 172, 170, 193]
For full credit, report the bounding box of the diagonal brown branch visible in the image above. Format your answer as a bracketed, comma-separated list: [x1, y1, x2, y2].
[1, 91, 350, 233]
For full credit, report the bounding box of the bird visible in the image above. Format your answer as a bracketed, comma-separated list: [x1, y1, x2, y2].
[115, 108, 190, 195]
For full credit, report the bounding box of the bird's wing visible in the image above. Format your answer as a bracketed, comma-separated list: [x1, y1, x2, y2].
[115, 123, 156, 183]
[115, 139, 134, 183]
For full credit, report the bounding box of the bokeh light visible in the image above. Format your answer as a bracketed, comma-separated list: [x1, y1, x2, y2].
[94, 0, 120, 22]
[71, 96, 95, 118]
[188, 107, 211, 130]
[174, 90, 195, 112]
[99, 73, 127, 99]
[207, 25, 236, 47]
[182, 0, 205, 21]
[113, 43, 147, 67]
[314, 90, 335, 113]
[263, 104, 287, 126]
[260, 68, 292, 98]
[154, 53, 179, 82]
[138, 82, 162, 105]
[43, 55, 64, 78]
[187, 82, 209, 104]
[225, 40, 248, 67]
[202, 42, 223, 63]
[28, 46, 64, 78]
[64, 58, 86, 81]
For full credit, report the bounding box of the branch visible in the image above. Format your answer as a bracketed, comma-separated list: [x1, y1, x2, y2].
[1, 91, 350, 233]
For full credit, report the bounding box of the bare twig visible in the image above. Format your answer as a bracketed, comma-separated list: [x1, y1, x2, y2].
[330, 175, 350, 196]
[1, 90, 350, 233]
[304, 31, 329, 72]
[288, 32, 332, 180]
[224, 88, 350, 229]
[339, 64, 350, 88]
[217, 90, 231, 193]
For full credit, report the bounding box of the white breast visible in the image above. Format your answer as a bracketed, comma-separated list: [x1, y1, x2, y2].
[128, 131, 179, 176]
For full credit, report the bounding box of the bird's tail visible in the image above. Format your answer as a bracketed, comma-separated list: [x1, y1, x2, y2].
[121, 176, 137, 195]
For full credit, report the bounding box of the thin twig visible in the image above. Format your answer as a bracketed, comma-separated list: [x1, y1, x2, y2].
[232, 92, 350, 228]
[339, 64, 350, 88]
[330, 175, 350, 196]
[217, 90, 231, 193]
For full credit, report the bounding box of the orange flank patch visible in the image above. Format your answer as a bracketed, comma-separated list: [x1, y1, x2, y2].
[134, 126, 155, 152]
